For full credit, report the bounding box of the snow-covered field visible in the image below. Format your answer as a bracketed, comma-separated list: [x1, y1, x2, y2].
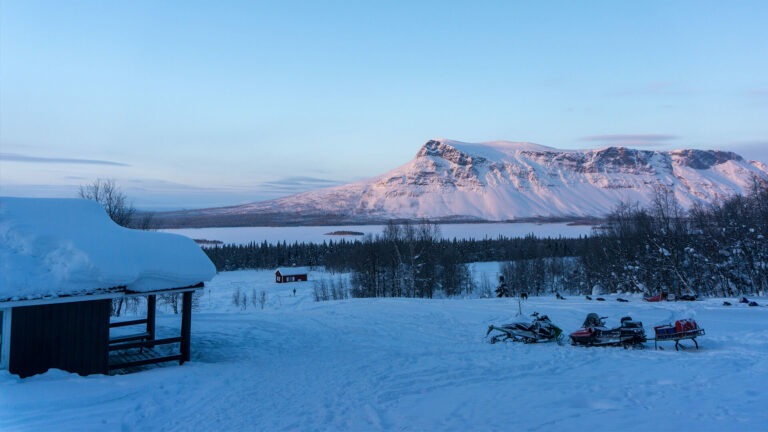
[2, 266, 768, 431]
[162, 222, 595, 245]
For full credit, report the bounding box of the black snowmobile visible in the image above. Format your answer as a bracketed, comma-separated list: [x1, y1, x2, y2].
[486, 312, 563, 344]
[569, 313, 646, 348]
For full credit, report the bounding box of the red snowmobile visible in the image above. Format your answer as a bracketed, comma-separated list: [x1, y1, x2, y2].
[570, 313, 646, 348]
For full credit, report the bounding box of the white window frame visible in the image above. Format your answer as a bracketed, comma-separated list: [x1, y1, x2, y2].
[0, 307, 11, 370]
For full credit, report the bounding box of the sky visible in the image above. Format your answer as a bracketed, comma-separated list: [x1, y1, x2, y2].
[1, 0, 767, 209]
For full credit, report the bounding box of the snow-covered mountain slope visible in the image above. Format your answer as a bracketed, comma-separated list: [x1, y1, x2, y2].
[156, 139, 768, 226]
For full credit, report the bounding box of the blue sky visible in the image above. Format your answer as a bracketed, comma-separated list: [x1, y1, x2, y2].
[1, 1, 767, 209]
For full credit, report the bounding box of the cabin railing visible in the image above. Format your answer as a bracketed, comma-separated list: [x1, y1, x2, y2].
[109, 318, 147, 328]
[108, 295, 156, 346]
[107, 291, 193, 371]
[109, 336, 182, 352]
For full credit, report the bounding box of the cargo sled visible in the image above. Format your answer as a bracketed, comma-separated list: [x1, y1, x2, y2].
[652, 318, 704, 350]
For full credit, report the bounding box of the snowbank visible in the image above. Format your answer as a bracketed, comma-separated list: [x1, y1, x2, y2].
[0, 197, 216, 300]
[2, 269, 766, 431]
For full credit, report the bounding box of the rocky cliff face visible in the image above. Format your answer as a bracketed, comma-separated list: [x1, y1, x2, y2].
[154, 139, 768, 226]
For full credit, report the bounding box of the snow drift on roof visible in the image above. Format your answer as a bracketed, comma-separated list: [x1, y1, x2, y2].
[276, 267, 313, 275]
[0, 197, 216, 301]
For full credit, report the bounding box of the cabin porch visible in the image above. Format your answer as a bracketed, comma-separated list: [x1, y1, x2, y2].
[108, 288, 196, 373]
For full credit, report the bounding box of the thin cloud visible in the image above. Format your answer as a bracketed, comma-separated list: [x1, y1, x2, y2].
[132, 176, 350, 207]
[261, 176, 340, 187]
[581, 134, 679, 147]
[746, 89, 768, 96]
[0, 175, 355, 210]
[0, 153, 129, 167]
[258, 176, 345, 193]
[611, 82, 697, 97]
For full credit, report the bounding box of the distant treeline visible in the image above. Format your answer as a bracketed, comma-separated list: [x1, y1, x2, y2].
[204, 231, 579, 274]
[204, 179, 768, 298]
[203, 225, 582, 298]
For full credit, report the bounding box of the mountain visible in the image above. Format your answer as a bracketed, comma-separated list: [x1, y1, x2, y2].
[153, 139, 768, 227]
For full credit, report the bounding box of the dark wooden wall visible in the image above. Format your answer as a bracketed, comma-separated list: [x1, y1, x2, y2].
[10, 299, 111, 378]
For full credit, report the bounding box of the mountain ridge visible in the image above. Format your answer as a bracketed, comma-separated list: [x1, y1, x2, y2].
[152, 139, 768, 228]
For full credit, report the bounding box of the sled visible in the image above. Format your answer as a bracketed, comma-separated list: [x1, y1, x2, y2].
[652, 319, 705, 351]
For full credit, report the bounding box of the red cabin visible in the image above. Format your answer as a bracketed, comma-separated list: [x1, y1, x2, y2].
[275, 268, 309, 283]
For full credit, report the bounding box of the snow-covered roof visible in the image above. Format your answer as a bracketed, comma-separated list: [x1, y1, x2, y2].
[276, 267, 312, 275]
[0, 197, 217, 301]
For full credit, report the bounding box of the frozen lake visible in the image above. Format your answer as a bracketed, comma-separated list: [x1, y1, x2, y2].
[163, 222, 595, 245]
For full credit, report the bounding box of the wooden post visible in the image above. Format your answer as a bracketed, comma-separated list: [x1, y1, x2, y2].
[180, 291, 192, 364]
[146, 295, 156, 341]
[1, 308, 13, 371]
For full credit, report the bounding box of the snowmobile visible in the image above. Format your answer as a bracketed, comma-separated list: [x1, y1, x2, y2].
[569, 313, 646, 348]
[486, 312, 563, 344]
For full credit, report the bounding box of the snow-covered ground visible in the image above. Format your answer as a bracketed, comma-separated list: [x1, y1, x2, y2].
[162, 222, 595, 245]
[2, 267, 767, 431]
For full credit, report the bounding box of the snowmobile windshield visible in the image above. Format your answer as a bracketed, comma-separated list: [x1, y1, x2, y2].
[583, 313, 601, 327]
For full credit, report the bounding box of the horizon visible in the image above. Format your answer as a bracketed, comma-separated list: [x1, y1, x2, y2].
[1, 1, 767, 209]
[3, 139, 764, 212]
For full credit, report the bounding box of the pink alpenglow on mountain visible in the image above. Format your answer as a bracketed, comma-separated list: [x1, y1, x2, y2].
[156, 139, 768, 225]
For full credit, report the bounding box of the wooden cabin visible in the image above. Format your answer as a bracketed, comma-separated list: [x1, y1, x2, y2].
[0, 197, 216, 378]
[275, 268, 309, 283]
[1, 284, 205, 377]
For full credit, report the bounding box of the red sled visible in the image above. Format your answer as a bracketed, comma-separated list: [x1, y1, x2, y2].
[653, 318, 704, 350]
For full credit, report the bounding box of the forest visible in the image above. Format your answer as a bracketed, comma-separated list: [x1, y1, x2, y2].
[204, 181, 768, 299]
